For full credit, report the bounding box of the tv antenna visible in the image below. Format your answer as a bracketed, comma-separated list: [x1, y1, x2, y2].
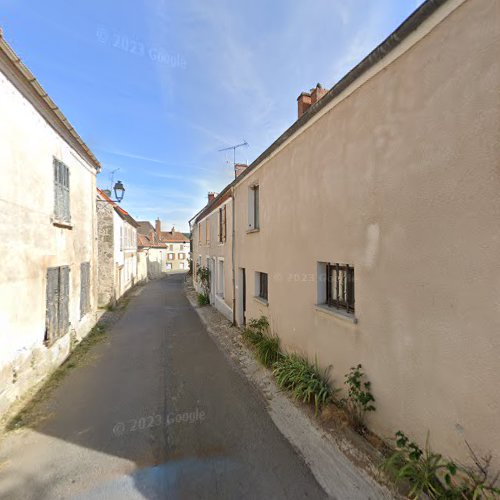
[109, 168, 120, 191]
[218, 141, 248, 167]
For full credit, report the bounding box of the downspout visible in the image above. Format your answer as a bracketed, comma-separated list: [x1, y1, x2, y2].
[231, 186, 236, 326]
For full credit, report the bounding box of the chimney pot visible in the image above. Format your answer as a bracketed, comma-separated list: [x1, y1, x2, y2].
[208, 192, 216, 203]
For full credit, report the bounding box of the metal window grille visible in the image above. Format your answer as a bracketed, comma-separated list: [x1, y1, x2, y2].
[325, 263, 355, 313]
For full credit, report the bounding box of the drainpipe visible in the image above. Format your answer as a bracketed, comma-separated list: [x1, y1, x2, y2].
[231, 186, 236, 326]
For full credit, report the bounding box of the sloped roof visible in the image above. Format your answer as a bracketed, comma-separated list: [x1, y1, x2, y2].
[0, 31, 101, 171]
[191, 0, 450, 225]
[97, 188, 139, 227]
[160, 230, 189, 243]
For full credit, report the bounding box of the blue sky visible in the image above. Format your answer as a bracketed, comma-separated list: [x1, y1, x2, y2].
[1, 0, 422, 231]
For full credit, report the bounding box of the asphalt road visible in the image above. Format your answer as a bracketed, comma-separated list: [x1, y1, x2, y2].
[0, 274, 328, 499]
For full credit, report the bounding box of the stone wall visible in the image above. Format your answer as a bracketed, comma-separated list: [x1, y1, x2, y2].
[96, 200, 115, 307]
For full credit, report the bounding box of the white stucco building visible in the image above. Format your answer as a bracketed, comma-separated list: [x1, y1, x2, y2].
[0, 34, 101, 415]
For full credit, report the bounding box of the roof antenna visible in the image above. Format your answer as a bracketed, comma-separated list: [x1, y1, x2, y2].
[218, 141, 249, 176]
[110, 168, 120, 191]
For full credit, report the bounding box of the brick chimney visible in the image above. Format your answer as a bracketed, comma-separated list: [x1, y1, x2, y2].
[297, 92, 312, 119]
[155, 218, 161, 236]
[235, 163, 248, 178]
[297, 83, 327, 118]
[310, 83, 327, 105]
[208, 192, 216, 204]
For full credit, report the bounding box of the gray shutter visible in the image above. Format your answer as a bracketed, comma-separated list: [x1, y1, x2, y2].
[63, 164, 70, 223]
[45, 267, 60, 345]
[80, 262, 90, 317]
[58, 266, 70, 337]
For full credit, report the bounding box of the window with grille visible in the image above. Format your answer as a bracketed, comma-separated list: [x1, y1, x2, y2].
[256, 271, 268, 301]
[45, 266, 70, 346]
[53, 158, 70, 223]
[80, 262, 91, 318]
[324, 263, 355, 314]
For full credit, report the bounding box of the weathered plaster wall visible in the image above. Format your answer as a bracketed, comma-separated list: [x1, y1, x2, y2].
[0, 65, 98, 415]
[233, 0, 500, 465]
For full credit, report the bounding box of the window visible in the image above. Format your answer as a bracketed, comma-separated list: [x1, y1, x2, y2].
[168, 253, 175, 260]
[217, 260, 224, 297]
[255, 271, 268, 302]
[198, 223, 201, 245]
[319, 262, 355, 314]
[206, 219, 210, 244]
[80, 262, 90, 318]
[45, 266, 70, 346]
[166, 263, 172, 270]
[178, 253, 185, 260]
[53, 158, 70, 223]
[248, 185, 259, 231]
[179, 262, 185, 269]
[219, 205, 227, 243]
[169, 244, 173, 251]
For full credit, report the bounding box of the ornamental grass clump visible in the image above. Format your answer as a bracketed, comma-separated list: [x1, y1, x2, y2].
[242, 316, 282, 368]
[272, 354, 336, 414]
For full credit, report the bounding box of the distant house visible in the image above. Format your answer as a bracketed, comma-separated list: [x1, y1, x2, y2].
[0, 34, 100, 415]
[136, 221, 168, 278]
[156, 220, 190, 271]
[96, 189, 140, 307]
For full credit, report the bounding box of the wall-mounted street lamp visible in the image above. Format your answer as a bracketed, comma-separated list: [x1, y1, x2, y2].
[98, 180, 126, 203]
[113, 181, 125, 202]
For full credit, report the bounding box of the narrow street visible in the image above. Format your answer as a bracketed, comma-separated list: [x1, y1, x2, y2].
[0, 274, 328, 499]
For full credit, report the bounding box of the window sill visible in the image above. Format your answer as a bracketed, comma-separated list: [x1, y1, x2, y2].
[52, 220, 73, 230]
[314, 304, 357, 324]
[246, 228, 260, 234]
[254, 296, 269, 306]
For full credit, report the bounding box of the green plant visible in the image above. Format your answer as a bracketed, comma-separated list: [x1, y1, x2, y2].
[242, 316, 281, 367]
[273, 354, 336, 414]
[247, 316, 269, 335]
[382, 432, 500, 499]
[343, 364, 375, 433]
[196, 265, 210, 304]
[255, 334, 282, 368]
[197, 292, 210, 306]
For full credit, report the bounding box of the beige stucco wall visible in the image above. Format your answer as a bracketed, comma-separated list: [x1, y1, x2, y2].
[233, 0, 499, 465]
[192, 198, 233, 320]
[0, 64, 99, 415]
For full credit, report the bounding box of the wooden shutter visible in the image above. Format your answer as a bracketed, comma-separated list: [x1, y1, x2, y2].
[80, 262, 90, 318]
[45, 267, 60, 345]
[59, 266, 70, 337]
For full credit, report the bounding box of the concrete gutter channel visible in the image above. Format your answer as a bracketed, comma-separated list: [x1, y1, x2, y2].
[184, 278, 395, 499]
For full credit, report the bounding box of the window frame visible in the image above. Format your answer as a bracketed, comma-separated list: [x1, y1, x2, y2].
[255, 271, 268, 302]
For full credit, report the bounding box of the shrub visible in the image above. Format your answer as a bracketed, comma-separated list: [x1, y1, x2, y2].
[255, 334, 282, 368]
[242, 316, 281, 367]
[197, 292, 210, 306]
[382, 432, 500, 499]
[196, 265, 210, 298]
[343, 364, 375, 433]
[273, 354, 336, 414]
